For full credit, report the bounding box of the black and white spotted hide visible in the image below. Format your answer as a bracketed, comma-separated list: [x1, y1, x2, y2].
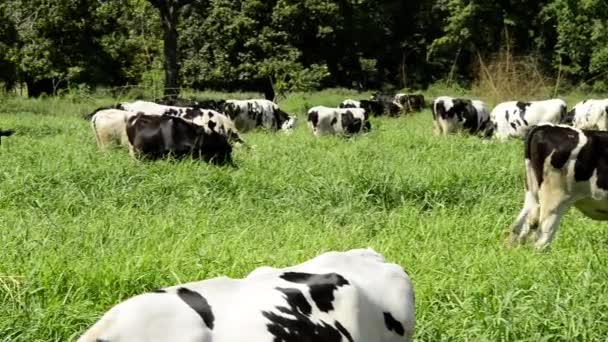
[307, 106, 371, 136]
[77, 248, 415, 342]
[509, 124, 608, 250]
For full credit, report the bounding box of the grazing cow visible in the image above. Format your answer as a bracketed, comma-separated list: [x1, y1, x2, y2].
[156, 98, 227, 113]
[339, 99, 385, 117]
[0, 129, 14, 145]
[370, 93, 403, 116]
[562, 99, 608, 130]
[487, 99, 566, 140]
[90, 109, 135, 150]
[339, 99, 361, 109]
[431, 96, 490, 135]
[223, 99, 296, 132]
[307, 106, 371, 136]
[77, 248, 415, 342]
[508, 124, 608, 250]
[126, 113, 233, 165]
[116, 101, 245, 146]
[119, 100, 189, 116]
[394, 94, 425, 113]
[180, 108, 245, 146]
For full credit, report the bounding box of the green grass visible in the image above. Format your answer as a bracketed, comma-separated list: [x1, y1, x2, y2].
[2, 90, 608, 341]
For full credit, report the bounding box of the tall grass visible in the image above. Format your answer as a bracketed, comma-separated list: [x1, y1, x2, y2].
[1, 90, 608, 341]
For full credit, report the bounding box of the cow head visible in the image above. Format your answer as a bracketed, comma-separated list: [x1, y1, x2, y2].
[223, 102, 241, 120]
[561, 108, 576, 125]
[480, 120, 497, 139]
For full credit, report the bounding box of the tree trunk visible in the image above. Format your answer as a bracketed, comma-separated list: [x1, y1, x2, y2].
[161, 7, 179, 99]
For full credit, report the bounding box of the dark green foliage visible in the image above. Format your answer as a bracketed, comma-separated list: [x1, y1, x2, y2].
[0, 0, 606, 95]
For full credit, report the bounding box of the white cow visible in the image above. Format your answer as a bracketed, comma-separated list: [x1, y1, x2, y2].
[488, 99, 566, 140]
[224, 99, 296, 132]
[431, 96, 490, 135]
[307, 106, 371, 136]
[90, 109, 136, 150]
[565, 99, 608, 130]
[77, 248, 415, 342]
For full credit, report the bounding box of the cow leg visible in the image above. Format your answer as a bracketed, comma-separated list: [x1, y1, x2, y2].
[533, 187, 573, 251]
[433, 119, 441, 135]
[508, 190, 538, 245]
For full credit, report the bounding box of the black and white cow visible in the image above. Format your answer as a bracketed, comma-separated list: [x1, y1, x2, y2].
[116, 101, 245, 146]
[155, 98, 227, 113]
[223, 99, 296, 132]
[509, 124, 608, 250]
[339, 99, 385, 117]
[394, 93, 425, 113]
[307, 106, 371, 136]
[77, 248, 415, 342]
[119, 100, 190, 117]
[0, 129, 14, 145]
[125, 113, 234, 165]
[370, 93, 403, 116]
[487, 99, 566, 140]
[90, 109, 135, 150]
[562, 99, 608, 130]
[431, 96, 490, 135]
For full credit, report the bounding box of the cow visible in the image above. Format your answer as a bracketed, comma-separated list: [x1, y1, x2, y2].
[370, 92, 403, 116]
[508, 124, 608, 250]
[339, 99, 385, 117]
[125, 113, 233, 165]
[431, 96, 490, 135]
[394, 94, 425, 113]
[119, 100, 190, 116]
[90, 109, 136, 150]
[116, 101, 245, 146]
[562, 99, 608, 130]
[223, 99, 296, 132]
[77, 248, 415, 342]
[156, 98, 227, 113]
[0, 129, 14, 145]
[307, 106, 371, 136]
[486, 99, 567, 140]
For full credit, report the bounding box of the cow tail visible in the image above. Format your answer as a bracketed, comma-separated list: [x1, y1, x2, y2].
[91, 114, 102, 147]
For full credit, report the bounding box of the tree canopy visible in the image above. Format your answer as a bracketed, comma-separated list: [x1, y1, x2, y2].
[0, 0, 606, 96]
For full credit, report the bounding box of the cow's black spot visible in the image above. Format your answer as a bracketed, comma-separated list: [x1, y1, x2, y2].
[176, 287, 215, 329]
[207, 120, 217, 132]
[516, 101, 531, 112]
[510, 122, 517, 130]
[525, 125, 579, 187]
[330, 116, 338, 126]
[505, 110, 509, 121]
[280, 272, 349, 312]
[516, 120, 522, 126]
[208, 111, 214, 117]
[275, 287, 312, 316]
[308, 111, 319, 128]
[263, 287, 349, 342]
[334, 321, 354, 342]
[151, 289, 166, 293]
[573, 131, 608, 189]
[383, 312, 405, 336]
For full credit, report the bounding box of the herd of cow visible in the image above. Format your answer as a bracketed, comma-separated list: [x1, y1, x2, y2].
[83, 92, 425, 166]
[3, 92, 608, 341]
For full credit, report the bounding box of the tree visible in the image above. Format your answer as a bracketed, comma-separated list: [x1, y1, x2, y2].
[147, 0, 196, 99]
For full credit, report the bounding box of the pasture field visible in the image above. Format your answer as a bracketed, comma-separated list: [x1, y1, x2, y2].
[2, 90, 608, 341]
